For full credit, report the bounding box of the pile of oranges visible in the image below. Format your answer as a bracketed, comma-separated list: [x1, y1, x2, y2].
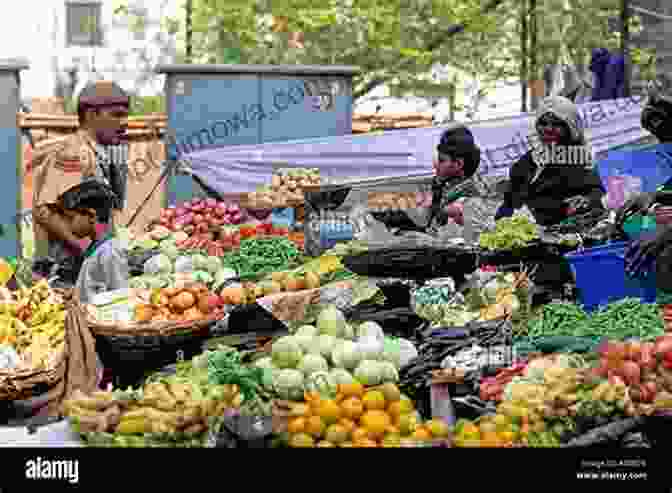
[284, 382, 450, 448]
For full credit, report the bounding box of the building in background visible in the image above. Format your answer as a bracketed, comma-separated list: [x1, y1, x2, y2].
[0, 0, 181, 102]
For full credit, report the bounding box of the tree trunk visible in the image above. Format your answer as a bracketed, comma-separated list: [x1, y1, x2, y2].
[529, 0, 539, 109]
[521, 0, 528, 113]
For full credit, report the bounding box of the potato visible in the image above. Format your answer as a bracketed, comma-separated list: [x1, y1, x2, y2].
[271, 175, 282, 188]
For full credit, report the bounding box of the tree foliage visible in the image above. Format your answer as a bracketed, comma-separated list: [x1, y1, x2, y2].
[116, 0, 655, 102]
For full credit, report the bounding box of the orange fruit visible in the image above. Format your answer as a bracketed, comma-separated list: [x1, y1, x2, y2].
[340, 397, 364, 420]
[387, 399, 413, 420]
[362, 390, 386, 411]
[338, 418, 356, 435]
[351, 427, 372, 443]
[386, 425, 400, 435]
[339, 382, 365, 398]
[315, 399, 342, 425]
[360, 410, 392, 440]
[287, 417, 306, 434]
[354, 438, 378, 448]
[324, 424, 349, 444]
[410, 427, 431, 441]
[305, 416, 326, 438]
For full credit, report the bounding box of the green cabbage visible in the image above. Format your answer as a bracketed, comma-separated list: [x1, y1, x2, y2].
[331, 340, 361, 371]
[161, 243, 181, 261]
[357, 321, 384, 341]
[193, 270, 213, 284]
[253, 357, 276, 389]
[317, 305, 347, 337]
[273, 369, 304, 400]
[305, 371, 337, 398]
[357, 336, 384, 361]
[271, 336, 303, 369]
[174, 256, 195, 273]
[191, 254, 208, 271]
[129, 276, 150, 289]
[205, 256, 222, 274]
[378, 361, 399, 383]
[354, 360, 383, 386]
[144, 254, 173, 275]
[253, 357, 275, 370]
[294, 334, 315, 353]
[296, 325, 318, 338]
[381, 338, 403, 369]
[313, 334, 337, 360]
[298, 354, 328, 376]
[329, 368, 355, 386]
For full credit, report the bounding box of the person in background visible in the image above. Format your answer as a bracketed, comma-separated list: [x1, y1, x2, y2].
[32, 181, 116, 286]
[373, 124, 482, 233]
[31, 80, 130, 259]
[495, 95, 605, 226]
[614, 73, 672, 283]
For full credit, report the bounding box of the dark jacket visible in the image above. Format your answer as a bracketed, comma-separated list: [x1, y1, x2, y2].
[502, 150, 605, 226]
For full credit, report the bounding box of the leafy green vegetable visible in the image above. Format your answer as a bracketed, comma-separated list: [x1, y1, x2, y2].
[479, 215, 539, 250]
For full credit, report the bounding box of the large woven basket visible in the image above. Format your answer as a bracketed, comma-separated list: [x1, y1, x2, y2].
[0, 344, 67, 402]
[77, 301, 218, 384]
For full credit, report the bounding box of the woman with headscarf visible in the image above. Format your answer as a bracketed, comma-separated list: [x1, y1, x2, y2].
[613, 73, 672, 284]
[495, 95, 606, 226]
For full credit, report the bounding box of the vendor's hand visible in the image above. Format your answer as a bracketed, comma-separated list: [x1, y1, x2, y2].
[494, 206, 514, 221]
[625, 226, 672, 278]
[615, 192, 656, 227]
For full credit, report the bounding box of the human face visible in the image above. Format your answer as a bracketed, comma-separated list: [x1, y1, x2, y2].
[434, 152, 465, 178]
[69, 208, 98, 239]
[536, 113, 570, 145]
[86, 106, 129, 145]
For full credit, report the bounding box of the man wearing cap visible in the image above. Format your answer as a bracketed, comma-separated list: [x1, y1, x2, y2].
[374, 124, 483, 233]
[31, 80, 130, 258]
[613, 74, 672, 284]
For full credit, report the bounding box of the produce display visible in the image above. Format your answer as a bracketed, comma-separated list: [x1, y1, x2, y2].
[130, 251, 237, 292]
[256, 306, 417, 400]
[478, 215, 539, 250]
[132, 283, 226, 322]
[367, 191, 432, 211]
[281, 382, 450, 447]
[219, 237, 302, 280]
[413, 271, 530, 327]
[64, 346, 267, 447]
[522, 299, 664, 342]
[246, 168, 320, 208]
[0, 281, 66, 371]
[155, 198, 245, 231]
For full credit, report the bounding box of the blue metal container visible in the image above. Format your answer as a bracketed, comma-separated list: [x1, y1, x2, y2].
[156, 64, 360, 205]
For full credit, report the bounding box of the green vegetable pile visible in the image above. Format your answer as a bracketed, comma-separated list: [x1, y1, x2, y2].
[522, 299, 664, 342]
[479, 215, 539, 250]
[220, 237, 301, 279]
[206, 347, 268, 403]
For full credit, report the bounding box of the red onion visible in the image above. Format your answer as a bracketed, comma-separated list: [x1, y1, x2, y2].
[654, 337, 672, 357]
[193, 214, 204, 223]
[231, 212, 243, 224]
[197, 223, 209, 233]
[205, 198, 218, 208]
[175, 207, 187, 217]
[229, 204, 240, 214]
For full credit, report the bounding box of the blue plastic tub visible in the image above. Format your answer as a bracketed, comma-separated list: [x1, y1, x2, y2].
[564, 241, 657, 311]
[597, 144, 672, 195]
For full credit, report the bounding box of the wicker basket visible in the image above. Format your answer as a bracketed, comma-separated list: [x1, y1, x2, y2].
[78, 301, 218, 385]
[0, 345, 67, 402]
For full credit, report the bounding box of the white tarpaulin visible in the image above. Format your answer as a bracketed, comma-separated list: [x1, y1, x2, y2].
[184, 97, 649, 194]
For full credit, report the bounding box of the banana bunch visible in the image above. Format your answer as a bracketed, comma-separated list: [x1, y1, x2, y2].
[15, 280, 53, 320]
